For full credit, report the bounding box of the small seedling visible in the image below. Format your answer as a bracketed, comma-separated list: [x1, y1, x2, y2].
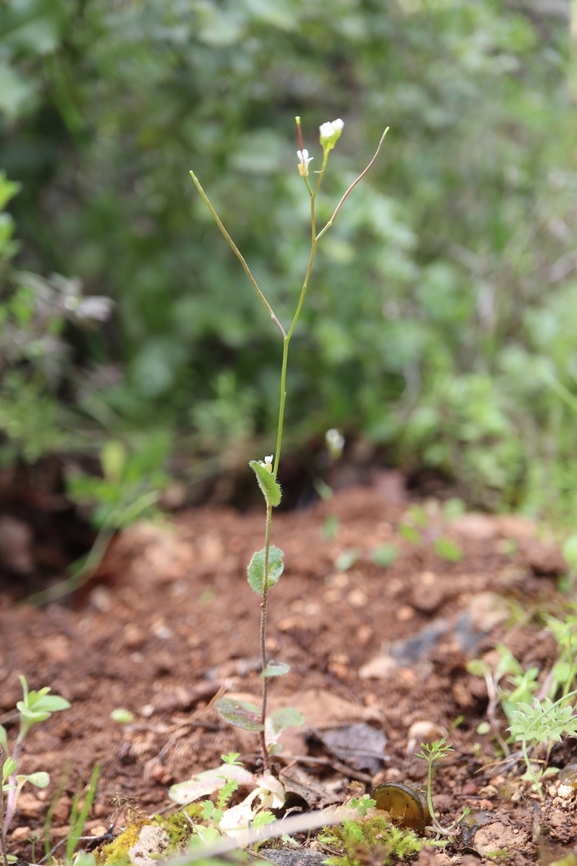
[334, 548, 362, 572]
[323, 514, 340, 541]
[0, 676, 70, 836]
[432, 536, 463, 563]
[189, 117, 388, 769]
[27, 438, 168, 606]
[415, 738, 456, 837]
[468, 614, 577, 765]
[507, 689, 577, 796]
[370, 544, 398, 569]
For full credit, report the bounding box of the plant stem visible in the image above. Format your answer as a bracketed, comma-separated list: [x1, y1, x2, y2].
[0, 749, 9, 866]
[3, 740, 21, 834]
[258, 503, 273, 771]
[190, 126, 388, 769]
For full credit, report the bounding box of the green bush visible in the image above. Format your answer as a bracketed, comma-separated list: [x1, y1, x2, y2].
[1, 0, 576, 516]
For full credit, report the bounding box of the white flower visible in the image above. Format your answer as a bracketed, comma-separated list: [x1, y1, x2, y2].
[325, 428, 345, 459]
[297, 149, 313, 177]
[319, 118, 344, 151]
[264, 455, 274, 472]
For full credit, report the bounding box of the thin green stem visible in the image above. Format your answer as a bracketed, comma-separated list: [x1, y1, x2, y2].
[273, 160, 325, 474]
[189, 171, 286, 340]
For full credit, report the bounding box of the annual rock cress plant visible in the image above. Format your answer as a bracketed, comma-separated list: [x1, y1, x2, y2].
[189, 117, 388, 769]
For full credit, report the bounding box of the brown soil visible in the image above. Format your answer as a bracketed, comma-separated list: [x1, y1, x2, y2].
[1, 480, 576, 865]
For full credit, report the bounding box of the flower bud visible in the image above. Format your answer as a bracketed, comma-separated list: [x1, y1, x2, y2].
[319, 118, 344, 152]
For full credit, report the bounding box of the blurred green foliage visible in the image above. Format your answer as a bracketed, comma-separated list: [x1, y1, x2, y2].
[1, 0, 577, 517]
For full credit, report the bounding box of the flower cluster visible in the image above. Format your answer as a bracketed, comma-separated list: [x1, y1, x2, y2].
[296, 118, 345, 175]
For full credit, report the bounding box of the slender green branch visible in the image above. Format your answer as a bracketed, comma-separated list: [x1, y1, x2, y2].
[189, 170, 286, 339]
[317, 127, 389, 242]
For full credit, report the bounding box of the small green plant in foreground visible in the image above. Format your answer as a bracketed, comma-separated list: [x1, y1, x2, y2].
[415, 738, 457, 837]
[0, 676, 70, 862]
[318, 812, 423, 866]
[468, 611, 577, 785]
[507, 689, 577, 797]
[187, 116, 388, 771]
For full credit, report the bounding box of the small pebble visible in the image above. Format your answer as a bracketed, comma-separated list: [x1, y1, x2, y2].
[10, 827, 32, 843]
[406, 720, 448, 755]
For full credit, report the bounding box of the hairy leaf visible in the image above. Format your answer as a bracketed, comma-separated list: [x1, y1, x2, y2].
[216, 697, 264, 732]
[249, 460, 282, 508]
[247, 546, 284, 595]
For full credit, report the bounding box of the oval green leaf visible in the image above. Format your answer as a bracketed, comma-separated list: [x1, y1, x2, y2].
[261, 662, 290, 678]
[215, 697, 264, 732]
[247, 546, 284, 596]
[268, 707, 306, 733]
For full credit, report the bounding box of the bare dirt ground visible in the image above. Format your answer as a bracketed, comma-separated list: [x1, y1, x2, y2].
[1, 477, 576, 865]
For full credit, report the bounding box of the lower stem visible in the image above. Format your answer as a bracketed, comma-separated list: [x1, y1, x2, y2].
[3, 740, 21, 833]
[258, 503, 273, 771]
[0, 749, 9, 866]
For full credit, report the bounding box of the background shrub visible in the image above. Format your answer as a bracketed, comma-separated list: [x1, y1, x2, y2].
[1, 0, 576, 517]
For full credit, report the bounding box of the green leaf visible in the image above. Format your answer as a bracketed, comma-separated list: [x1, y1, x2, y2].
[249, 460, 282, 507]
[261, 662, 290, 678]
[2, 757, 16, 782]
[16, 771, 49, 788]
[0, 724, 8, 755]
[399, 524, 421, 545]
[215, 698, 264, 732]
[267, 707, 306, 734]
[252, 810, 276, 828]
[407, 505, 428, 528]
[466, 659, 490, 677]
[443, 498, 466, 521]
[563, 535, 577, 571]
[168, 763, 253, 805]
[433, 536, 463, 562]
[247, 546, 284, 595]
[101, 440, 126, 485]
[334, 547, 361, 571]
[371, 544, 398, 568]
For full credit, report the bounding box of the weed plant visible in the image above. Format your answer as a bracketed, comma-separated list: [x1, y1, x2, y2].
[468, 614, 577, 794]
[0, 676, 69, 863]
[187, 117, 387, 770]
[415, 739, 458, 838]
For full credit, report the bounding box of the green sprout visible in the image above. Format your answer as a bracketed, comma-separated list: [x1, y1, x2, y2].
[415, 738, 456, 837]
[507, 689, 577, 796]
[1, 676, 70, 837]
